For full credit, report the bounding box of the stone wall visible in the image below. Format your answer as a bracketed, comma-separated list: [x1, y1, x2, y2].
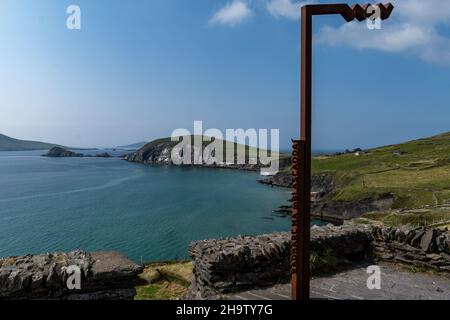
[370, 226, 450, 272]
[185, 224, 373, 300]
[0, 250, 143, 300]
[185, 224, 450, 300]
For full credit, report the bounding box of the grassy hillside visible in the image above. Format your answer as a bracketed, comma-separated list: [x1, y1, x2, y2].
[139, 135, 289, 162]
[312, 132, 450, 209]
[0, 133, 60, 151]
[356, 207, 450, 229]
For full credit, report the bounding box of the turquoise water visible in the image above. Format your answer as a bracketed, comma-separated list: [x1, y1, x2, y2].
[0, 151, 292, 262]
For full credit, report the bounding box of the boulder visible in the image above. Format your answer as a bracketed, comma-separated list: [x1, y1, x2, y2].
[410, 229, 426, 247]
[420, 229, 437, 253]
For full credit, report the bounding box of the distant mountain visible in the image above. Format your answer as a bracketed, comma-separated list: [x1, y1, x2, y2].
[116, 141, 148, 150]
[0, 133, 62, 151]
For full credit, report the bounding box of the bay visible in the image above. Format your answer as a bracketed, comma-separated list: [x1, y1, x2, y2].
[0, 150, 297, 262]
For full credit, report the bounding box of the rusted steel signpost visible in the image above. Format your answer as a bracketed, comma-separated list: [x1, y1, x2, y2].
[292, 3, 394, 301]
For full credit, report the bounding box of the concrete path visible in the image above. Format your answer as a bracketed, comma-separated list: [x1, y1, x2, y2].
[231, 264, 450, 300]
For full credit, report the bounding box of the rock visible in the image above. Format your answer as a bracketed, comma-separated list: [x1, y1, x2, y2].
[413, 260, 439, 271]
[310, 193, 395, 221]
[405, 229, 416, 243]
[380, 253, 394, 260]
[0, 251, 142, 300]
[426, 254, 442, 261]
[258, 171, 292, 188]
[90, 251, 143, 280]
[445, 238, 450, 254]
[410, 229, 426, 247]
[395, 256, 414, 264]
[436, 235, 448, 252]
[395, 229, 406, 243]
[440, 252, 450, 262]
[95, 153, 112, 158]
[393, 149, 407, 156]
[420, 229, 437, 253]
[43, 147, 83, 158]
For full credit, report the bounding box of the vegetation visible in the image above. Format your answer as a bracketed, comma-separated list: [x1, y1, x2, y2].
[134, 252, 342, 300]
[310, 248, 338, 276]
[138, 135, 289, 163]
[355, 206, 450, 229]
[135, 261, 193, 300]
[312, 132, 450, 209]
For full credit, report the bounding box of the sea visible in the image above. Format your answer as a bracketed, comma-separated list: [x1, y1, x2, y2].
[0, 150, 319, 262]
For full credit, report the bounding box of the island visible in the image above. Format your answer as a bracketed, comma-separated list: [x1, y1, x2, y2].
[43, 147, 111, 158]
[43, 147, 84, 158]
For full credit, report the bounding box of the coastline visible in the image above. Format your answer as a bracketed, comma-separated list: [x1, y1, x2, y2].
[0, 150, 291, 262]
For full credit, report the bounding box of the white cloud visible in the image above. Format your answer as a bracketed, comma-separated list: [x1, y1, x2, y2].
[209, 0, 252, 27]
[317, 23, 435, 53]
[315, 0, 450, 66]
[399, 0, 450, 25]
[266, 0, 308, 20]
[209, 0, 450, 66]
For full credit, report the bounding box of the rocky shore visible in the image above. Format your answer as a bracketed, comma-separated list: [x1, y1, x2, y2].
[261, 172, 395, 222]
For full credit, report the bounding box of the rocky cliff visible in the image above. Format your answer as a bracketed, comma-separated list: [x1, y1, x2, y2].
[261, 171, 395, 222]
[125, 136, 290, 171]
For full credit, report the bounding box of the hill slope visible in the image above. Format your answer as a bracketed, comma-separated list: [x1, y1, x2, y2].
[116, 141, 148, 150]
[125, 136, 290, 171]
[312, 132, 450, 209]
[0, 134, 61, 151]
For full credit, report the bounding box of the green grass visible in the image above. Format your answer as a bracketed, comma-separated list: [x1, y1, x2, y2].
[139, 135, 289, 166]
[361, 207, 450, 228]
[435, 190, 450, 205]
[353, 218, 372, 225]
[134, 252, 343, 300]
[135, 261, 193, 300]
[311, 132, 450, 209]
[310, 248, 338, 276]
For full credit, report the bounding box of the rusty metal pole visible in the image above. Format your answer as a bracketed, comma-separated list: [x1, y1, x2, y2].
[291, 3, 394, 301]
[293, 5, 312, 302]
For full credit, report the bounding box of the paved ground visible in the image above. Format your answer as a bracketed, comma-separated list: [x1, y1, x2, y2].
[231, 264, 450, 300]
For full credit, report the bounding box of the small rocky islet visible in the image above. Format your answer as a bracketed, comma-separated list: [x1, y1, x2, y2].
[43, 146, 112, 158]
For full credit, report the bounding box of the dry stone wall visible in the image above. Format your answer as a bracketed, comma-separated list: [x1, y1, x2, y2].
[185, 224, 450, 299]
[0, 250, 143, 300]
[370, 226, 450, 272]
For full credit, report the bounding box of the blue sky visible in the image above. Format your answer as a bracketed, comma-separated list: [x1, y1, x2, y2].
[0, 0, 449, 150]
